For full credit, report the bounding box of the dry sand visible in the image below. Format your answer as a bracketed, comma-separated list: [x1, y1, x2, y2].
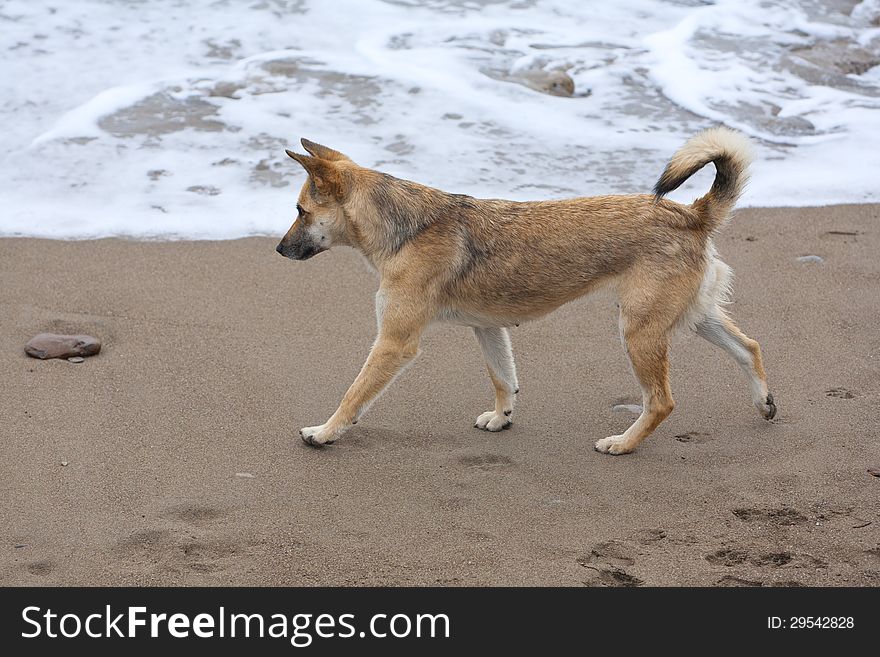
[1, 204, 878, 586]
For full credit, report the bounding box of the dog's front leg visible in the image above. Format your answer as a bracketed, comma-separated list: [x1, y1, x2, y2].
[299, 300, 425, 447]
[473, 327, 519, 432]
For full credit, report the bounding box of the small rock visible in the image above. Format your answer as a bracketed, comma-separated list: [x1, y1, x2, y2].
[208, 81, 245, 98]
[60, 461, 68, 467]
[540, 70, 576, 97]
[14, 544, 27, 549]
[235, 472, 255, 478]
[25, 333, 101, 360]
[868, 467, 880, 477]
[186, 185, 221, 196]
[67, 356, 85, 363]
[519, 69, 576, 97]
[797, 255, 824, 264]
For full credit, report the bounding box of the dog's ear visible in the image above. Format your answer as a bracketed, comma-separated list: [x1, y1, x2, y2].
[300, 138, 350, 162]
[285, 150, 346, 198]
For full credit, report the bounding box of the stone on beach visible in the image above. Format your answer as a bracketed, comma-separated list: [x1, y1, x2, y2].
[24, 333, 101, 360]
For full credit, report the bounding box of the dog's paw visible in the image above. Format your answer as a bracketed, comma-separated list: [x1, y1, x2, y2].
[757, 392, 777, 420]
[299, 424, 337, 447]
[594, 435, 635, 455]
[474, 410, 512, 432]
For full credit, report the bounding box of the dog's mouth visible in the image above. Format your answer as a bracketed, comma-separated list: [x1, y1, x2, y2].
[275, 242, 327, 260]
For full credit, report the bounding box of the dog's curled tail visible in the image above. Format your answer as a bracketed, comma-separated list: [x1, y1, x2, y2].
[652, 127, 753, 231]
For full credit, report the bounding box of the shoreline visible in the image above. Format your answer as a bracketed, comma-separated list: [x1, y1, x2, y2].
[1, 203, 878, 586]
[0, 202, 876, 243]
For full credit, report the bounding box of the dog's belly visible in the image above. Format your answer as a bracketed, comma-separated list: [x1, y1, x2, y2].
[434, 306, 521, 328]
[441, 271, 613, 329]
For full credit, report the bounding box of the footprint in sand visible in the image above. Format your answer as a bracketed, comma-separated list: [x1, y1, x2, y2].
[114, 528, 170, 556]
[457, 454, 514, 471]
[114, 527, 260, 576]
[176, 537, 247, 574]
[26, 560, 55, 576]
[706, 547, 750, 566]
[825, 387, 855, 399]
[113, 501, 260, 577]
[630, 528, 667, 545]
[716, 575, 805, 587]
[674, 431, 711, 444]
[706, 544, 820, 570]
[732, 507, 808, 526]
[586, 568, 643, 587]
[578, 540, 643, 587]
[717, 574, 763, 587]
[581, 540, 636, 567]
[751, 552, 794, 567]
[706, 546, 793, 567]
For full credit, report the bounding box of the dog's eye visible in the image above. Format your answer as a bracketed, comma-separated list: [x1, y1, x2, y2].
[296, 204, 305, 217]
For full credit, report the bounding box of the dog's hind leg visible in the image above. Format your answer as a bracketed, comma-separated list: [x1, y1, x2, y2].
[695, 308, 775, 419]
[595, 322, 675, 455]
[596, 274, 693, 455]
[473, 327, 518, 432]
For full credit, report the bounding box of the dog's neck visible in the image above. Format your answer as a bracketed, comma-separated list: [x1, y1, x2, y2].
[343, 172, 445, 267]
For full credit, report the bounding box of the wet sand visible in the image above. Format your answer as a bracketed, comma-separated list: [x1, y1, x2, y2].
[1, 204, 878, 586]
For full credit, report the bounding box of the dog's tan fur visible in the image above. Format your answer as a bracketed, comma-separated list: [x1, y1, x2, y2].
[276, 128, 775, 454]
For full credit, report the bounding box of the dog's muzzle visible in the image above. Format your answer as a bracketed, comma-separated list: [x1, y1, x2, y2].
[276, 241, 324, 261]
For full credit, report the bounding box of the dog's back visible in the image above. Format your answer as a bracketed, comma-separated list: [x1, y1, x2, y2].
[377, 128, 752, 325]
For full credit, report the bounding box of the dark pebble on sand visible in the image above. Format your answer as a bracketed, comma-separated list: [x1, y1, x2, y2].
[25, 333, 101, 360]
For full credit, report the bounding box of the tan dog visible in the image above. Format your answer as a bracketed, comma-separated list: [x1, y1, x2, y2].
[276, 128, 775, 454]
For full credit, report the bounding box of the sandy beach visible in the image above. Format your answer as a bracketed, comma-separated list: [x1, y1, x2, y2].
[1, 203, 878, 586]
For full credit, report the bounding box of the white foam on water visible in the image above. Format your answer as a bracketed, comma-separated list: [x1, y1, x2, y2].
[1, 0, 879, 239]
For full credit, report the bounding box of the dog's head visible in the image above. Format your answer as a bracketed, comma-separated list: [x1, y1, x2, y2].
[276, 139, 354, 261]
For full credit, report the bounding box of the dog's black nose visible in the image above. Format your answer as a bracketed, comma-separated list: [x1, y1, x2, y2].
[276, 243, 284, 255]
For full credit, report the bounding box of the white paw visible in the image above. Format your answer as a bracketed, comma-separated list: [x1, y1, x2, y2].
[594, 435, 634, 455]
[474, 410, 512, 432]
[299, 423, 337, 447]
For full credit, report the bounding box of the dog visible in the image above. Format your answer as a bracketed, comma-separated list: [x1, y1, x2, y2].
[276, 128, 775, 454]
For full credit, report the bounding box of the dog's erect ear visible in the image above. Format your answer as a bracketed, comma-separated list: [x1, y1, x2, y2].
[300, 138, 350, 162]
[285, 150, 346, 198]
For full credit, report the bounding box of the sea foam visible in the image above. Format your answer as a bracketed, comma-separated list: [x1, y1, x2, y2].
[1, 0, 878, 239]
